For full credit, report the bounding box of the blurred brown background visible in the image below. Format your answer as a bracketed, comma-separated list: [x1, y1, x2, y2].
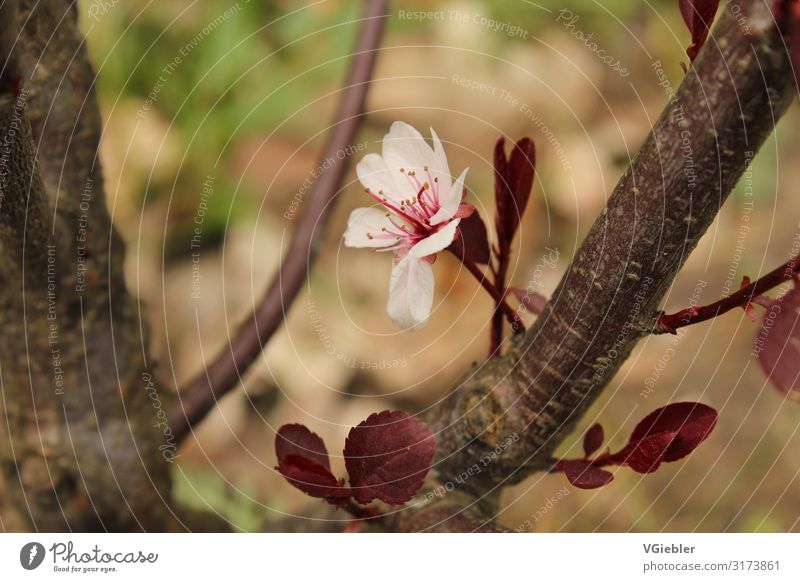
[83, 0, 800, 531]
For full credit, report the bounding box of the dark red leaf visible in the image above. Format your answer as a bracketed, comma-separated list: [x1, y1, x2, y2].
[277, 454, 350, 500]
[494, 136, 536, 254]
[559, 460, 614, 489]
[679, 0, 721, 62]
[614, 432, 677, 474]
[628, 402, 718, 463]
[275, 424, 331, 470]
[454, 211, 491, 264]
[493, 136, 509, 207]
[755, 282, 800, 397]
[508, 137, 536, 222]
[275, 424, 350, 500]
[344, 410, 436, 505]
[583, 423, 605, 458]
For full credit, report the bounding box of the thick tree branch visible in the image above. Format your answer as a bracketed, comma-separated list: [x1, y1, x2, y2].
[427, 0, 796, 502]
[169, 0, 389, 444]
[0, 0, 171, 531]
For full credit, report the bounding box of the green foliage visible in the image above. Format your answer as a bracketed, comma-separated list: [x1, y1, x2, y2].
[172, 464, 264, 532]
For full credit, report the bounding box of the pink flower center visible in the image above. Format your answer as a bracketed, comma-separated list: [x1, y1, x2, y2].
[363, 165, 449, 252]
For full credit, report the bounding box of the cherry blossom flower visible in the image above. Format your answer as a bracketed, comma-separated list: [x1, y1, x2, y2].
[344, 121, 472, 329]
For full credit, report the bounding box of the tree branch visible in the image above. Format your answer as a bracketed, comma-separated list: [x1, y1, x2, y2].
[169, 0, 389, 444]
[655, 256, 800, 332]
[427, 0, 796, 499]
[0, 0, 172, 531]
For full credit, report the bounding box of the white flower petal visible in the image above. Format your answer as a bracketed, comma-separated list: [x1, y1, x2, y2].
[409, 219, 460, 258]
[344, 207, 395, 248]
[382, 121, 435, 174]
[387, 256, 434, 330]
[356, 153, 406, 202]
[430, 167, 468, 225]
[429, 127, 452, 195]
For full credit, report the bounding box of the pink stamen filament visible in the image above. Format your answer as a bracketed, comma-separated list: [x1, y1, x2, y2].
[366, 189, 427, 231]
[425, 168, 440, 204]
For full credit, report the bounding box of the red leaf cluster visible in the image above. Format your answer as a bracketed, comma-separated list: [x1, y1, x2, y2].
[678, 0, 721, 62]
[275, 411, 435, 507]
[493, 137, 536, 258]
[275, 424, 349, 500]
[558, 402, 717, 490]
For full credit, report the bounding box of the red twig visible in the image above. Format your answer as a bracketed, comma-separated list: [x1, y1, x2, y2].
[169, 0, 389, 444]
[655, 256, 800, 334]
[339, 499, 381, 521]
[490, 248, 510, 353]
[448, 248, 524, 333]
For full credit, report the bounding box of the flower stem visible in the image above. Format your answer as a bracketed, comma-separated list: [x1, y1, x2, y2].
[338, 498, 381, 522]
[449, 248, 524, 332]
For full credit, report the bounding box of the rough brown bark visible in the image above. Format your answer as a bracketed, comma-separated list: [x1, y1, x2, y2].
[0, 0, 170, 531]
[430, 0, 797, 504]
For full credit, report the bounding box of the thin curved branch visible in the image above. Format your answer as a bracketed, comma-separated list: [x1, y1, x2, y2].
[169, 0, 389, 443]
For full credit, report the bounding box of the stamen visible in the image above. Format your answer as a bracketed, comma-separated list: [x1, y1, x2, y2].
[365, 189, 428, 231]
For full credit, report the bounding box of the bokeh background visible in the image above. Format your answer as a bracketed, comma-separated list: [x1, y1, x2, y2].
[82, 0, 800, 531]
